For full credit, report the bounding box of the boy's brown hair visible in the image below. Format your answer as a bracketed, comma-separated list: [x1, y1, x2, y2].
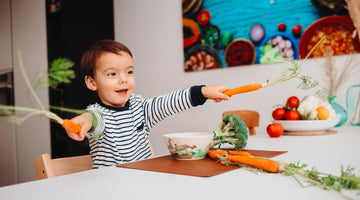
[81, 39, 133, 77]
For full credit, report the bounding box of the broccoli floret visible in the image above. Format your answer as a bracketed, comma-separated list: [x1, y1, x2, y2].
[211, 114, 248, 150]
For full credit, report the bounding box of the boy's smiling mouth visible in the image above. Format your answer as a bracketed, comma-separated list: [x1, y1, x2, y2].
[116, 89, 128, 95]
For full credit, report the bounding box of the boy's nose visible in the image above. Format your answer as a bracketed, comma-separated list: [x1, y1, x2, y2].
[118, 74, 127, 83]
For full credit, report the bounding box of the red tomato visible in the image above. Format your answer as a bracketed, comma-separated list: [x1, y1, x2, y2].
[285, 110, 300, 120]
[278, 23, 286, 32]
[197, 10, 211, 26]
[292, 24, 302, 35]
[286, 96, 299, 109]
[267, 123, 284, 137]
[272, 108, 286, 120]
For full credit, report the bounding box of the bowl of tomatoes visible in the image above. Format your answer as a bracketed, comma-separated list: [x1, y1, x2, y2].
[272, 96, 301, 121]
[268, 96, 339, 134]
[273, 119, 340, 132]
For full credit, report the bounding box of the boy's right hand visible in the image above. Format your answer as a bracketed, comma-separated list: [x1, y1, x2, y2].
[202, 85, 231, 102]
[65, 112, 93, 141]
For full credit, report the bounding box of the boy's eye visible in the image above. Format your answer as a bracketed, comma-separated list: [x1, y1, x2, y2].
[127, 70, 134, 75]
[107, 72, 117, 77]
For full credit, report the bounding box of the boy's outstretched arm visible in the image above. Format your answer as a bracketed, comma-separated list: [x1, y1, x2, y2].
[201, 85, 232, 103]
[65, 112, 93, 141]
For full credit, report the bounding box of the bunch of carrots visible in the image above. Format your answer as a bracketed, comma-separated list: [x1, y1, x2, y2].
[208, 149, 280, 173]
[207, 149, 360, 199]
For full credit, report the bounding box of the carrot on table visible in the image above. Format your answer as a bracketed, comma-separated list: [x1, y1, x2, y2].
[61, 119, 81, 134]
[228, 150, 251, 157]
[226, 155, 280, 173]
[207, 149, 228, 160]
[223, 84, 262, 96]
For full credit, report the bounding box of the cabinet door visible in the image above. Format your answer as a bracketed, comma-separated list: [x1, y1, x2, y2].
[0, 116, 17, 186]
[0, 0, 12, 71]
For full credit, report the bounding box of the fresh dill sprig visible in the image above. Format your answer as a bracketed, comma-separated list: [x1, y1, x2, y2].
[282, 162, 360, 199]
[297, 75, 319, 90]
[218, 156, 360, 199]
[262, 60, 319, 90]
[261, 36, 326, 90]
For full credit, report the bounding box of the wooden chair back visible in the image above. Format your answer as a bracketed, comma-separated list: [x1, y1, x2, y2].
[222, 110, 260, 135]
[34, 140, 155, 180]
[33, 154, 93, 180]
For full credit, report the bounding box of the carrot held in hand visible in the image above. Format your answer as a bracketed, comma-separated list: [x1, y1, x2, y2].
[61, 119, 81, 134]
[223, 83, 262, 96]
[226, 155, 280, 173]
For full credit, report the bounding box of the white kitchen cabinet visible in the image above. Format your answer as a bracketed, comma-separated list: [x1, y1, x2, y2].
[0, 0, 50, 186]
[0, 0, 12, 71]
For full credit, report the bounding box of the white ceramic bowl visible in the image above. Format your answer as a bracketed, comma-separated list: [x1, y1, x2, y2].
[273, 119, 340, 132]
[163, 132, 213, 160]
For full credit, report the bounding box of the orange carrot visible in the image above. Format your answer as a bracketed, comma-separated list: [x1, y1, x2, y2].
[223, 83, 262, 96]
[207, 149, 228, 160]
[61, 119, 81, 134]
[226, 155, 280, 173]
[228, 150, 251, 157]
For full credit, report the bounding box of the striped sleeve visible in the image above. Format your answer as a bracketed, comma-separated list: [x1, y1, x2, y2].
[85, 105, 105, 140]
[143, 86, 207, 128]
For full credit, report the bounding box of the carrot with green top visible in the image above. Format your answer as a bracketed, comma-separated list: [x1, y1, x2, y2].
[228, 150, 251, 157]
[0, 51, 83, 135]
[207, 149, 228, 160]
[223, 84, 262, 96]
[223, 40, 326, 97]
[226, 155, 280, 173]
[0, 104, 82, 134]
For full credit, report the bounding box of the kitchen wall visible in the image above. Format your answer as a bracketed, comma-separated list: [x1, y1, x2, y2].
[114, 0, 359, 155]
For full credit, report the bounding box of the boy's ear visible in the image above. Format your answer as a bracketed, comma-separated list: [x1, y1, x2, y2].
[85, 75, 97, 91]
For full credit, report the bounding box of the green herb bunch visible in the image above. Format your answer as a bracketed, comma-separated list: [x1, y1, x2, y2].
[48, 58, 75, 89]
[282, 161, 360, 199]
[217, 154, 360, 200]
[32, 58, 75, 90]
[262, 60, 319, 90]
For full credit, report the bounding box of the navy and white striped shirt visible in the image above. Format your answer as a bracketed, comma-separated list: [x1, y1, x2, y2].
[86, 86, 207, 168]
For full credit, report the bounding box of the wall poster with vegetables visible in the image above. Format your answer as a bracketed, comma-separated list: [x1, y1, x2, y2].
[182, 0, 360, 72]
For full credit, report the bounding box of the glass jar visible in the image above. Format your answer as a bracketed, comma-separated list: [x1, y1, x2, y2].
[346, 84, 360, 126]
[328, 96, 347, 127]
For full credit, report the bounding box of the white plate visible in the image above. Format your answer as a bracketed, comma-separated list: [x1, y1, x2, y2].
[273, 119, 339, 132]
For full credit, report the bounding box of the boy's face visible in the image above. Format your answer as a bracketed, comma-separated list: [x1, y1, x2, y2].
[85, 52, 135, 107]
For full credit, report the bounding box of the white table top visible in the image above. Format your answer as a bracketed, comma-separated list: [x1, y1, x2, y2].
[1, 125, 360, 200]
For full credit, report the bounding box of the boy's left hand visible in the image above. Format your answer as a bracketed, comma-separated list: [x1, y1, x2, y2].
[202, 85, 231, 102]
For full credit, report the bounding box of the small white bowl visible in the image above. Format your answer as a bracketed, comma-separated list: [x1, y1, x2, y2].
[273, 119, 340, 132]
[163, 132, 213, 160]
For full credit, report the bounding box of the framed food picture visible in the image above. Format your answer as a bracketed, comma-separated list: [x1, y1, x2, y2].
[182, 0, 360, 72]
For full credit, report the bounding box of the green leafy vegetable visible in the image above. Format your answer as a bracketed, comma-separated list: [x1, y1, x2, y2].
[211, 114, 248, 150]
[48, 58, 75, 89]
[32, 58, 75, 90]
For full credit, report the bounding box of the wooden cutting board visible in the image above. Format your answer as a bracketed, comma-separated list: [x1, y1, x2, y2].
[116, 149, 287, 177]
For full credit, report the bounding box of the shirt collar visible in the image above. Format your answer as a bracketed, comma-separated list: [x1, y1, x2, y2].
[98, 100, 130, 111]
